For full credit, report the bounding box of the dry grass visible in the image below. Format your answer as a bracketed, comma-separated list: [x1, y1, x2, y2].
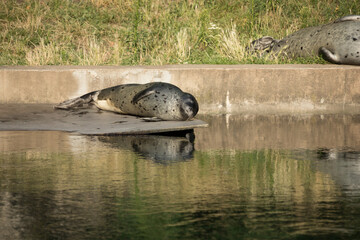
[218, 24, 248, 61]
[26, 38, 59, 65]
[176, 28, 191, 62]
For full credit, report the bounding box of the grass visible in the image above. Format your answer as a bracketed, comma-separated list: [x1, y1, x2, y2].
[0, 0, 359, 65]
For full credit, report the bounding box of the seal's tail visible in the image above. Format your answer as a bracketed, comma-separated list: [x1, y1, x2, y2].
[54, 91, 97, 110]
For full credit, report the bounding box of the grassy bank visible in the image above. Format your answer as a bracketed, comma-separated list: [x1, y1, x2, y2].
[1, 0, 359, 65]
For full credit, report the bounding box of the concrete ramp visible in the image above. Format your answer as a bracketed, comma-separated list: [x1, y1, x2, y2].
[0, 104, 208, 135]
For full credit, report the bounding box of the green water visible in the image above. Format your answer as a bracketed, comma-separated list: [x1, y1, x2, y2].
[1, 115, 360, 240]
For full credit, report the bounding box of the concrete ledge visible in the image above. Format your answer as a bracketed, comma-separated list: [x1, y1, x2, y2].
[1, 65, 360, 114]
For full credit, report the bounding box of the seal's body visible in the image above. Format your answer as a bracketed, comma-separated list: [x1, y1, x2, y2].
[55, 82, 199, 121]
[250, 15, 360, 65]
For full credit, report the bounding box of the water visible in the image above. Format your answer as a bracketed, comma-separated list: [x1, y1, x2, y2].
[1, 114, 360, 240]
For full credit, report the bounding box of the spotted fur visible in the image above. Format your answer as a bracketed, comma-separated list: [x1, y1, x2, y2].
[250, 15, 360, 65]
[55, 82, 199, 121]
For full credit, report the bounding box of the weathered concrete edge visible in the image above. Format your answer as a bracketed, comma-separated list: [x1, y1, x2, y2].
[1, 64, 360, 114]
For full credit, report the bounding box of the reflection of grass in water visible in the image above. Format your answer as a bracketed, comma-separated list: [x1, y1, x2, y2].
[112, 149, 342, 239]
[0, 152, 67, 192]
[0, 148, 339, 204]
[194, 149, 317, 197]
[0, 147, 345, 239]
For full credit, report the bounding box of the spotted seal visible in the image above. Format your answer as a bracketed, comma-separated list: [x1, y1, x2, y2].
[55, 82, 199, 121]
[249, 15, 360, 65]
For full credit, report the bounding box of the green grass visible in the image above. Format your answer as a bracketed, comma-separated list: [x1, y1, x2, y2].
[0, 0, 359, 65]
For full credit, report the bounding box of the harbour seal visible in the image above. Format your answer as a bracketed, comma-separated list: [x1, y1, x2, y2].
[55, 82, 199, 121]
[249, 15, 360, 65]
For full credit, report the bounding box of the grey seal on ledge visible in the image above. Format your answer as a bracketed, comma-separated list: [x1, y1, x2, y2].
[55, 82, 199, 121]
[249, 15, 360, 65]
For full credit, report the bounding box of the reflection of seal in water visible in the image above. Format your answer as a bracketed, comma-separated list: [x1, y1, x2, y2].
[97, 133, 195, 164]
[249, 15, 360, 65]
[55, 82, 199, 121]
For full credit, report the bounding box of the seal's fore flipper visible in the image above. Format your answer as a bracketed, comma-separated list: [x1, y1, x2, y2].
[319, 47, 341, 64]
[132, 83, 181, 104]
[141, 117, 163, 122]
[131, 84, 167, 104]
[334, 15, 360, 23]
[54, 91, 96, 110]
[131, 89, 156, 104]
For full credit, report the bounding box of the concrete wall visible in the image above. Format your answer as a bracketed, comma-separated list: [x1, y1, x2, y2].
[1, 65, 360, 114]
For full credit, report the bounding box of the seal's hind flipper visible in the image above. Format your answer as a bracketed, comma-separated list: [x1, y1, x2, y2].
[54, 97, 88, 109]
[334, 15, 360, 23]
[248, 36, 277, 51]
[54, 91, 96, 110]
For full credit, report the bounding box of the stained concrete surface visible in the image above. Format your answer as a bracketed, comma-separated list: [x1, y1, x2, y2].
[1, 65, 360, 114]
[0, 104, 208, 135]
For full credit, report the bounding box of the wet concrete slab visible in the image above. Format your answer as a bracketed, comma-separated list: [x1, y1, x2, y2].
[0, 104, 208, 135]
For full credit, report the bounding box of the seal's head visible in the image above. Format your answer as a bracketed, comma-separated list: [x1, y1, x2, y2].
[180, 93, 199, 120]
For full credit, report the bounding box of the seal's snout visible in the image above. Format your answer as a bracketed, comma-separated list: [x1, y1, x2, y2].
[180, 94, 199, 120]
